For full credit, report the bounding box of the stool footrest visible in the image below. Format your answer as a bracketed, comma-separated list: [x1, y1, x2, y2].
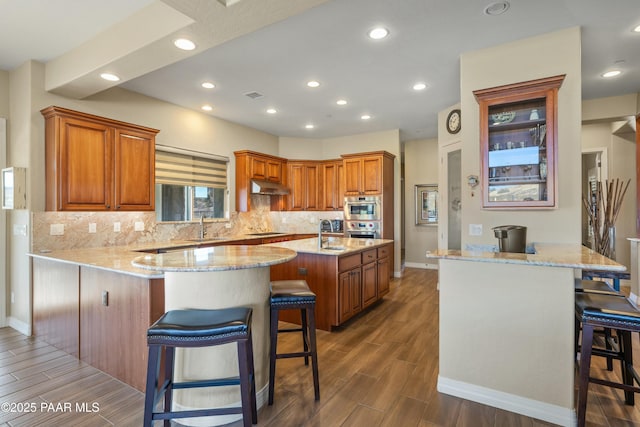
[172, 376, 244, 389]
[278, 327, 304, 333]
[152, 406, 244, 421]
[277, 351, 312, 359]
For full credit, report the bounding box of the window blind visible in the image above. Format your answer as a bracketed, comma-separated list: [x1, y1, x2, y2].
[155, 146, 228, 188]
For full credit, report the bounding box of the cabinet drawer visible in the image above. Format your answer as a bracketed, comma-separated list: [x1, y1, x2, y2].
[377, 245, 390, 259]
[362, 249, 377, 263]
[339, 253, 361, 272]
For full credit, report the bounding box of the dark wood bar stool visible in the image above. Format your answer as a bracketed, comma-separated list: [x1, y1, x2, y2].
[575, 292, 640, 427]
[582, 269, 630, 292]
[143, 307, 257, 427]
[269, 280, 320, 405]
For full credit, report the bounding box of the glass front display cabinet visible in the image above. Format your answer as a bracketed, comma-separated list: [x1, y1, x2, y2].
[473, 75, 565, 208]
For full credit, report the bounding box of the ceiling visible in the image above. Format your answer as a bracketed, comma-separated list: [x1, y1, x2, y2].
[1, 0, 639, 142]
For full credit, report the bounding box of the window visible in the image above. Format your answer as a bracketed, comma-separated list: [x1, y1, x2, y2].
[155, 145, 229, 222]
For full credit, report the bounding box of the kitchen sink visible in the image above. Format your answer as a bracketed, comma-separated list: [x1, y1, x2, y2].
[322, 245, 346, 251]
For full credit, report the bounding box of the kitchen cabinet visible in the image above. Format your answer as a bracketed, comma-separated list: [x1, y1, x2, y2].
[41, 106, 158, 212]
[338, 253, 363, 323]
[234, 150, 287, 212]
[321, 160, 344, 211]
[286, 160, 320, 211]
[377, 245, 391, 296]
[342, 151, 394, 196]
[32, 258, 164, 392]
[361, 249, 378, 308]
[473, 75, 565, 209]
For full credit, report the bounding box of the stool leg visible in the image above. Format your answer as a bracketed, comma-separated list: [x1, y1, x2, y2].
[301, 308, 309, 366]
[621, 330, 635, 405]
[163, 346, 175, 427]
[144, 345, 162, 427]
[246, 333, 258, 424]
[268, 305, 278, 405]
[308, 305, 320, 401]
[237, 338, 255, 427]
[578, 323, 595, 427]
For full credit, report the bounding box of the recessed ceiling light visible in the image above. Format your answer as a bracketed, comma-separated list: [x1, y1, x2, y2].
[307, 81, 320, 88]
[174, 38, 196, 51]
[100, 73, 120, 82]
[413, 82, 428, 91]
[336, 99, 347, 106]
[201, 104, 213, 111]
[602, 70, 622, 78]
[266, 108, 277, 114]
[201, 82, 215, 89]
[305, 124, 315, 129]
[484, 1, 510, 16]
[361, 114, 371, 120]
[368, 27, 389, 40]
[634, 24, 640, 33]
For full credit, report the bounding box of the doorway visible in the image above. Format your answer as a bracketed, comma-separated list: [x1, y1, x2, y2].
[439, 144, 461, 250]
[581, 148, 608, 249]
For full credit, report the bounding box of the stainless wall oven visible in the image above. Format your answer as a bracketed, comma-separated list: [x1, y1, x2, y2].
[344, 196, 381, 221]
[345, 220, 380, 239]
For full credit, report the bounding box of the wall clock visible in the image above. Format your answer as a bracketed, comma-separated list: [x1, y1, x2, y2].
[446, 109, 461, 134]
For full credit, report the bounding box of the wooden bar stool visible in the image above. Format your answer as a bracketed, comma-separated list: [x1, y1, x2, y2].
[269, 280, 320, 405]
[575, 292, 640, 427]
[143, 307, 257, 427]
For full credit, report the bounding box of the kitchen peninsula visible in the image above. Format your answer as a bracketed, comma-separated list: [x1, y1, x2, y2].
[426, 243, 625, 426]
[131, 245, 296, 423]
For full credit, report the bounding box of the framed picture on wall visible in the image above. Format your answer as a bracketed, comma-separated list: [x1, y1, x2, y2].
[415, 184, 438, 226]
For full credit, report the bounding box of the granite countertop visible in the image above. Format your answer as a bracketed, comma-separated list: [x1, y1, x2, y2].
[131, 245, 297, 272]
[263, 236, 393, 255]
[426, 243, 626, 271]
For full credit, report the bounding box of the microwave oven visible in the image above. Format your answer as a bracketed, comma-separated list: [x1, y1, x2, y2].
[344, 196, 381, 221]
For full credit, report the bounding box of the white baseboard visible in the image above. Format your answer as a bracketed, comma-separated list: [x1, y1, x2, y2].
[437, 376, 576, 426]
[404, 261, 438, 270]
[630, 291, 638, 305]
[8, 317, 31, 336]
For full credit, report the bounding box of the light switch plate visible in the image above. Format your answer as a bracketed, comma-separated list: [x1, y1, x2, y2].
[113, 222, 121, 232]
[469, 224, 483, 236]
[88, 223, 97, 233]
[50, 224, 64, 236]
[13, 224, 27, 236]
[134, 221, 144, 231]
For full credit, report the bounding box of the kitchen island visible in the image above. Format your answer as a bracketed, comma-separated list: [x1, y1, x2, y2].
[132, 245, 296, 425]
[426, 243, 626, 427]
[264, 237, 395, 331]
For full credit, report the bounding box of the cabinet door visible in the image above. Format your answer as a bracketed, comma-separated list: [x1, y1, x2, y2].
[322, 161, 345, 211]
[362, 156, 382, 194]
[251, 156, 282, 182]
[350, 268, 362, 315]
[338, 270, 354, 323]
[377, 257, 390, 297]
[305, 163, 319, 210]
[362, 261, 377, 308]
[343, 158, 362, 196]
[114, 128, 155, 211]
[474, 75, 564, 208]
[287, 162, 305, 210]
[59, 117, 113, 210]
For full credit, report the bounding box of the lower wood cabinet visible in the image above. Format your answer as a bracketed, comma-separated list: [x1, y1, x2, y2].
[270, 242, 393, 331]
[32, 258, 164, 392]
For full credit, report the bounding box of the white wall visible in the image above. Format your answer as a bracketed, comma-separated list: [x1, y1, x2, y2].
[403, 138, 438, 267]
[460, 27, 582, 248]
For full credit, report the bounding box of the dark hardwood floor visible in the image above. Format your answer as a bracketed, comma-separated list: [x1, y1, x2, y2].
[1, 268, 639, 426]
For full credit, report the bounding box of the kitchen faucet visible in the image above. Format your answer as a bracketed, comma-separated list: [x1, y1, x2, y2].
[199, 215, 207, 240]
[318, 219, 334, 249]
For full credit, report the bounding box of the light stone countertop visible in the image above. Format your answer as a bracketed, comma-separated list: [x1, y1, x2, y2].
[426, 243, 627, 271]
[131, 245, 297, 272]
[262, 236, 394, 255]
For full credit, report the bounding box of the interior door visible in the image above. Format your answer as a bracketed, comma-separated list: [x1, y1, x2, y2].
[439, 143, 462, 250]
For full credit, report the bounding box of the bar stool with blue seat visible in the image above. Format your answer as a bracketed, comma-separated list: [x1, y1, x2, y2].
[575, 292, 640, 427]
[268, 279, 320, 405]
[143, 307, 257, 427]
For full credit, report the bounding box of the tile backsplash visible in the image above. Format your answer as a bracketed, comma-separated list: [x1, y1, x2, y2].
[31, 194, 344, 252]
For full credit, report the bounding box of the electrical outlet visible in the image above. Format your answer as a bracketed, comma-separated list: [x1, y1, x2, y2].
[134, 221, 144, 231]
[469, 224, 483, 236]
[50, 224, 64, 236]
[88, 223, 97, 233]
[225, 223, 232, 229]
[113, 222, 121, 232]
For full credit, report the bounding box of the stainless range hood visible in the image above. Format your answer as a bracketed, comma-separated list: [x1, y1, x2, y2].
[251, 179, 290, 195]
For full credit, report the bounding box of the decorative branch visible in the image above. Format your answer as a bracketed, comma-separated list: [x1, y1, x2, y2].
[582, 178, 630, 258]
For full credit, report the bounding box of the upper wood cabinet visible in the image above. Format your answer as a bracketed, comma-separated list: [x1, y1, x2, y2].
[321, 160, 344, 211]
[41, 106, 158, 212]
[473, 75, 565, 209]
[234, 150, 287, 212]
[342, 151, 395, 196]
[286, 160, 319, 211]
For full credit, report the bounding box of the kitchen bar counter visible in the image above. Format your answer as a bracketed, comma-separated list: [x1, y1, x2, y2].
[426, 243, 624, 426]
